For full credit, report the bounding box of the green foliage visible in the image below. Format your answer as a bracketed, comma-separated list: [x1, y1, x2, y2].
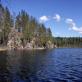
[1, 3, 82, 48]
[54, 37, 82, 48]
[0, 4, 53, 46]
[15, 10, 53, 46]
[0, 5, 13, 44]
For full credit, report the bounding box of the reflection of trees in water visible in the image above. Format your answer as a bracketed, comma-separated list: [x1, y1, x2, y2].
[18, 50, 48, 81]
[0, 51, 12, 82]
[6, 50, 22, 81]
[15, 50, 36, 80]
[0, 50, 49, 81]
[6, 50, 38, 81]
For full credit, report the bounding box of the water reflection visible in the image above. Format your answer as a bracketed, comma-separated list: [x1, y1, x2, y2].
[17, 50, 50, 81]
[0, 51, 11, 82]
[0, 49, 82, 82]
[6, 50, 51, 82]
[6, 50, 22, 81]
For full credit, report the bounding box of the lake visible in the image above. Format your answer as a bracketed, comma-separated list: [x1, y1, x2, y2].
[0, 48, 82, 82]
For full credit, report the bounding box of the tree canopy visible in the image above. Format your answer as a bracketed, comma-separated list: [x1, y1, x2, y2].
[0, 4, 53, 47]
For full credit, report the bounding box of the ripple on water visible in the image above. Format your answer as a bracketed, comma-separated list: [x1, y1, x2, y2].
[0, 49, 82, 82]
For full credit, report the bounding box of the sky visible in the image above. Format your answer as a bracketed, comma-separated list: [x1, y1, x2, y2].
[1, 0, 82, 37]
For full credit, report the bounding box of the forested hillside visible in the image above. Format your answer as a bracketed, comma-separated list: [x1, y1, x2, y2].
[0, 3, 53, 48]
[54, 37, 82, 48]
[0, 3, 82, 49]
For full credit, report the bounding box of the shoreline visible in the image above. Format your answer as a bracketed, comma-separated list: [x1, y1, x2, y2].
[0, 47, 47, 51]
[0, 48, 8, 51]
[1, 46, 82, 51]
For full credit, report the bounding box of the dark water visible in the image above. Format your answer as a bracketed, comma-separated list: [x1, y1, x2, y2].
[0, 48, 82, 82]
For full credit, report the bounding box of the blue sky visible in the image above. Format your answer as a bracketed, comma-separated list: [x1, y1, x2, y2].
[1, 0, 82, 37]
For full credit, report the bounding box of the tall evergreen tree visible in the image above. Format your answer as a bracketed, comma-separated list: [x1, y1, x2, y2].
[3, 7, 12, 44]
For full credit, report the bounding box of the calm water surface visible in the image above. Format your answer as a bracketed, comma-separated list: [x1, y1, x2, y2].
[0, 48, 82, 82]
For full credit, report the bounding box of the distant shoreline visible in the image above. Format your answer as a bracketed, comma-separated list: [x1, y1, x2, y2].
[0, 47, 82, 51]
[2, 45, 81, 51]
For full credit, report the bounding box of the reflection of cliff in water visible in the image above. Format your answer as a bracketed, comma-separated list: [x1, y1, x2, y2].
[6, 50, 42, 81]
[0, 50, 50, 81]
[6, 50, 22, 81]
[18, 50, 50, 81]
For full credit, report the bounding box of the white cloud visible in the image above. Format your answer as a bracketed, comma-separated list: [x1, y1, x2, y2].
[66, 18, 82, 34]
[39, 16, 49, 23]
[66, 18, 76, 27]
[72, 26, 82, 34]
[66, 18, 73, 23]
[53, 14, 61, 22]
[39, 14, 61, 23]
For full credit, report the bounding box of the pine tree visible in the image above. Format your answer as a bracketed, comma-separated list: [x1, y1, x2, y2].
[3, 7, 12, 44]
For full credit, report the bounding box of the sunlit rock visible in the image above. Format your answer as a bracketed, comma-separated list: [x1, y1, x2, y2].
[46, 40, 54, 49]
[7, 28, 23, 50]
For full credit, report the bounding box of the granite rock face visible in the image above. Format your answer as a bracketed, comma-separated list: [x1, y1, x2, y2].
[7, 28, 23, 49]
[7, 28, 54, 50]
[46, 40, 54, 49]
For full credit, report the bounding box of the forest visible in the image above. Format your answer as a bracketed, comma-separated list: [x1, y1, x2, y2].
[54, 37, 82, 48]
[0, 3, 54, 49]
[0, 3, 82, 49]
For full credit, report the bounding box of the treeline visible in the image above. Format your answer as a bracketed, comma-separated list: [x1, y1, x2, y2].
[54, 37, 82, 48]
[0, 4, 13, 45]
[1, 3, 82, 48]
[0, 4, 53, 47]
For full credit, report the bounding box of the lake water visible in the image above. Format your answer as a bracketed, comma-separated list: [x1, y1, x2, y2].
[0, 48, 82, 82]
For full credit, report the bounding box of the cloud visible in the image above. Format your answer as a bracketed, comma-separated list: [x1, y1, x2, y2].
[39, 16, 49, 23]
[66, 18, 82, 34]
[72, 26, 82, 34]
[39, 14, 61, 23]
[66, 18, 76, 27]
[53, 14, 61, 22]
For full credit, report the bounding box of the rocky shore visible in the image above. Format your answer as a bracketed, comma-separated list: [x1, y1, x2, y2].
[0, 28, 54, 51]
[6, 28, 54, 50]
[0, 46, 45, 51]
